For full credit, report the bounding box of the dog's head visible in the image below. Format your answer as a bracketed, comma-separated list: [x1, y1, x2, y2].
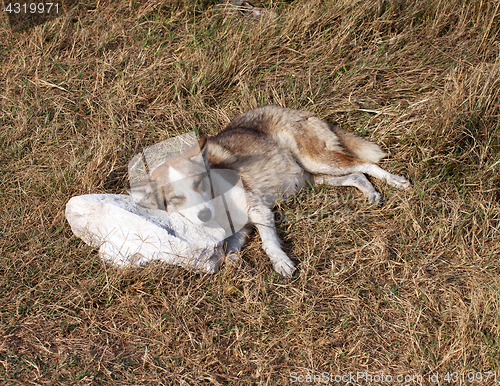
[130, 137, 215, 225]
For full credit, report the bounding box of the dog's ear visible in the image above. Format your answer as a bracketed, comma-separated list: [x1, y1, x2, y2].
[199, 136, 209, 165]
[186, 136, 209, 166]
[128, 180, 163, 209]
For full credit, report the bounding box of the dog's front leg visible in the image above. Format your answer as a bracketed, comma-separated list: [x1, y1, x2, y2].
[248, 204, 296, 277]
[224, 225, 252, 263]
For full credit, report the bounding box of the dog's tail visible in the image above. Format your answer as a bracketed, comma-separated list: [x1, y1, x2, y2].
[332, 126, 387, 163]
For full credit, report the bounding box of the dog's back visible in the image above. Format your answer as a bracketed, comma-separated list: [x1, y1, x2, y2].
[207, 105, 388, 205]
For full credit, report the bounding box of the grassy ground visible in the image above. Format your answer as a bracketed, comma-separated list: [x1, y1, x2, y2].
[1, 0, 500, 384]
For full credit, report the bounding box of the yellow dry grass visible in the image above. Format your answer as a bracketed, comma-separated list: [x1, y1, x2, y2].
[1, 0, 500, 384]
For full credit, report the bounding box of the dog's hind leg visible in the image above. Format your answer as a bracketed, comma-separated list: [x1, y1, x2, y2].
[351, 163, 411, 189]
[274, 116, 410, 192]
[313, 173, 382, 203]
[299, 150, 410, 201]
[247, 203, 295, 277]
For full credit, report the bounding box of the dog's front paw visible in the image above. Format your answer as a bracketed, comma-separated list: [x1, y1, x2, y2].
[272, 257, 296, 277]
[368, 191, 383, 204]
[387, 174, 411, 189]
[224, 252, 238, 265]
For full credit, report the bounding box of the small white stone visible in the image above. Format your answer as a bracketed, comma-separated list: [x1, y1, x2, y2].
[65, 194, 226, 273]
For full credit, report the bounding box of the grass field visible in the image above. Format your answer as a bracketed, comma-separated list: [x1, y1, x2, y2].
[1, 0, 500, 384]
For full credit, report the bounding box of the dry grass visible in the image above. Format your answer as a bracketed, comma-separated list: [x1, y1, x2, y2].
[1, 0, 500, 384]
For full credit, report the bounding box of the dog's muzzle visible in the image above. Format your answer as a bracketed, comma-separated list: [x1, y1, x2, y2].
[197, 208, 213, 223]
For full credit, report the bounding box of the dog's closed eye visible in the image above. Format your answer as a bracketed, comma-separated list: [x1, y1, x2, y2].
[169, 196, 184, 205]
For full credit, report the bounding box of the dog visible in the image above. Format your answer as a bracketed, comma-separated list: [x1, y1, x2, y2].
[130, 105, 411, 276]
